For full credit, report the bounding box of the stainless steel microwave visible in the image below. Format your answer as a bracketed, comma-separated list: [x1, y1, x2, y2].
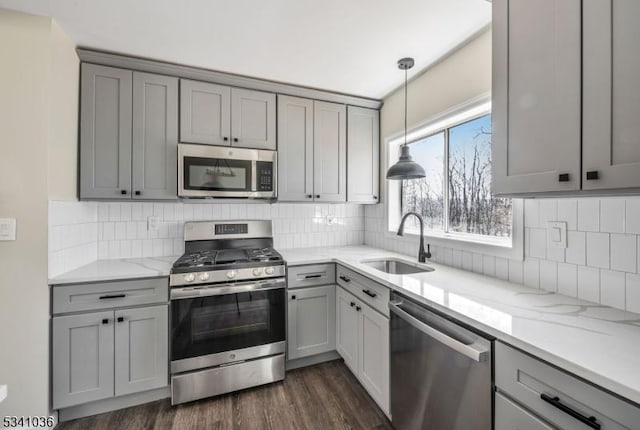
[178, 144, 277, 199]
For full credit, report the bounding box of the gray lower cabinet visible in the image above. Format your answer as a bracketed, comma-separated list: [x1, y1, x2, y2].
[336, 286, 359, 373]
[52, 311, 115, 409]
[347, 106, 379, 203]
[114, 305, 168, 396]
[287, 285, 336, 360]
[495, 392, 554, 430]
[80, 64, 133, 199]
[80, 63, 178, 200]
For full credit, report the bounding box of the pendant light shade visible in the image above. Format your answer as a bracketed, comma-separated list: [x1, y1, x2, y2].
[386, 57, 426, 180]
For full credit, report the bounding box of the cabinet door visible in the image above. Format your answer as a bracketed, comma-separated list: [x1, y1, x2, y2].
[492, 0, 581, 195]
[277, 95, 314, 201]
[336, 287, 359, 373]
[313, 101, 347, 202]
[358, 303, 390, 414]
[495, 392, 554, 430]
[114, 305, 168, 396]
[231, 88, 276, 150]
[132, 72, 178, 200]
[179, 79, 230, 145]
[583, 0, 640, 190]
[80, 64, 132, 199]
[52, 311, 115, 409]
[287, 285, 336, 360]
[347, 106, 379, 203]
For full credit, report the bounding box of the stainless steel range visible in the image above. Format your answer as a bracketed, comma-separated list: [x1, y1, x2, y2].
[169, 220, 286, 405]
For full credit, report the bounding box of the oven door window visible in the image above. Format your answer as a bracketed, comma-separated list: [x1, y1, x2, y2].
[171, 288, 285, 361]
[183, 156, 252, 192]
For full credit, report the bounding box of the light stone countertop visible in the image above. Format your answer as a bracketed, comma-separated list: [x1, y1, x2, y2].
[48, 256, 179, 285]
[0, 384, 6, 404]
[280, 245, 640, 406]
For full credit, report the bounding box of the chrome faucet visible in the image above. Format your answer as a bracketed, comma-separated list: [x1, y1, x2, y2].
[397, 212, 432, 263]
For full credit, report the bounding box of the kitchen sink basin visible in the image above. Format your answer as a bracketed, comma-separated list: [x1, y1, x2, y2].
[361, 258, 434, 275]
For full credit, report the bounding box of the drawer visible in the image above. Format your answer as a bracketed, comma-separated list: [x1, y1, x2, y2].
[495, 392, 554, 430]
[495, 342, 640, 430]
[52, 277, 169, 314]
[287, 264, 335, 289]
[336, 265, 389, 317]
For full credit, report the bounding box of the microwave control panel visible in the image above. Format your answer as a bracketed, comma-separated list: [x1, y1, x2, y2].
[256, 161, 274, 191]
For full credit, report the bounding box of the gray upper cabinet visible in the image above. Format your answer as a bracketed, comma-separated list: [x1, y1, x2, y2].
[347, 106, 379, 203]
[492, 0, 581, 196]
[52, 311, 115, 409]
[80, 64, 133, 199]
[180, 80, 276, 150]
[114, 305, 168, 396]
[583, 0, 640, 191]
[313, 101, 347, 202]
[179, 80, 231, 146]
[80, 64, 178, 200]
[231, 88, 276, 150]
[132, 72, 178, 200]
[277, 95, 314, 201]
[287, 285, 336, 360]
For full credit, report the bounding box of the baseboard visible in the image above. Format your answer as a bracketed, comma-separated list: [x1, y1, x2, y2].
[57, 386, 170, 422]
[285, 350, 341, 371]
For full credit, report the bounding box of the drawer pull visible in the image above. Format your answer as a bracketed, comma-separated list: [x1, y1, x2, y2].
[99, 294, 126, 300]
[303, 274, 322, 279]
[117, 316, 125, 323]
[355, 306, 361, 312]
[101, 318, 109, 325]
[540, 393, 600, 430]
[350, 302, 355, 307]
[362, 289, 377, 298]
[339, 275, 351, 283]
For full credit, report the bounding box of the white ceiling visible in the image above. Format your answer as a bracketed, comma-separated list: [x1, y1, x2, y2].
[0, 0, 491, 99]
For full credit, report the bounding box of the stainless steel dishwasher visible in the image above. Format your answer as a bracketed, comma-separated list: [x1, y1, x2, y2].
[389, 292, 493, 430]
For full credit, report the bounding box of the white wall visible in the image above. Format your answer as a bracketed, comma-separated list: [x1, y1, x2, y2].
[0, 8, 78, 420]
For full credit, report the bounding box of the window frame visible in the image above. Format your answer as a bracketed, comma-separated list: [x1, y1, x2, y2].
[385, 94, 524, 260]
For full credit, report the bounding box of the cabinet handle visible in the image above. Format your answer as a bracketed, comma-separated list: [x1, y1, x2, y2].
[540, 393, 600, 429]
[117, 316, 125, 323]
[558, 173, 570, 182]
[101, 318, 109, 325]
[135, 191, 141, 196]
[350, 302, 355, 307]
[223, 137, 229, 141]
[120, 190, 127, 195]
[99, 294, 126, 300]
[362, 289, 377, 298]
[233, 138, 239, 142]
[307, 195, 313, 199]
[291, 295, 296, 300]
[586, 171, 599, 180]
[304, 274, 322, 279]
[315, 195, 320, 199]
[373, 195, 378, 200]
[355, 306, 361, 312]
[339, 275, 351, 283]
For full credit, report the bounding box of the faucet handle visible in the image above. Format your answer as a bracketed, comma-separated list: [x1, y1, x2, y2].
[425, 244, 432, 259]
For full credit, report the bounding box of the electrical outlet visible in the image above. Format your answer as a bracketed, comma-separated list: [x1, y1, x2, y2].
[147, 216, 160, 231]
[0, 218, 16, 241]
[326, 216, 336, 225]
[547, 221, 567, 249]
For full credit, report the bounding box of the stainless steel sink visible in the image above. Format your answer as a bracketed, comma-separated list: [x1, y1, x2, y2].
[361, 258, 434, 275]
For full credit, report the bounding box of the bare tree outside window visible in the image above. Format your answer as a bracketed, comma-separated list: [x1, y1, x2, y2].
[400, 114, 512, 239]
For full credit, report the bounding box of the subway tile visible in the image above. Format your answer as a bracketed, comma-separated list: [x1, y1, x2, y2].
[472, 253, 483, 274]
[131, 203, 143, 221]
[524, 258, 540, 288]
[626, 198, 640, 234]
[108, 203, 121, 222]
[120, 203, 131, 221]
[539, 260, 557, 292]
[600, 270, 626, 309]
[495, 257, 509, 280]
[626, 273, 640, 314]
[600, 198, 625, 233]
[577, 266, 600, 303]
[529, 228, 546, 259]
[586, 232, 610, 269]
[557, 263, 578, 297]
[577, 199, 599, 232]
[483, 255, 496, 277]
[524, 200, 540, 228]
[462, 251, 473, 271]
[565, 231, 586, 265]
[557, 199, 577, 230]
[539, 200, 557, 226]
[610, 234, 636, 273]
[508, 260, 523, 284]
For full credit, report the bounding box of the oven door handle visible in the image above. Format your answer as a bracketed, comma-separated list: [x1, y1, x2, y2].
[170, 278, 286, 300]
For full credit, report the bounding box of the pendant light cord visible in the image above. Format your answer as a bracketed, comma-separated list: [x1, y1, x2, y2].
[404, 67, 408, 147]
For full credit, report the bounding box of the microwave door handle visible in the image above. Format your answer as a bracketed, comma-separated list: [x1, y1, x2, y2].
[251, 161, 257, 192]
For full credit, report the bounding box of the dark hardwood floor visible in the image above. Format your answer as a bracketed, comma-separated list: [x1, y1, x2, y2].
[57, 360, 392, 430]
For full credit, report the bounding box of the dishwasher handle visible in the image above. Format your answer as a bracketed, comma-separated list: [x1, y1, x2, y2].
[389, 300, 490, 363]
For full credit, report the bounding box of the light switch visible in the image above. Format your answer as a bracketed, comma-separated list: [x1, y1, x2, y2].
[0, 218, 16, 241]
[547, 221, 567, 249]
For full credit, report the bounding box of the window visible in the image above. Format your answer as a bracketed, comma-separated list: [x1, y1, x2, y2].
[399, 113, 513, 243]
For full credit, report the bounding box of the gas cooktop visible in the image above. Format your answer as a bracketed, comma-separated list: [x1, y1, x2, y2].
[172, 247, 283, 274]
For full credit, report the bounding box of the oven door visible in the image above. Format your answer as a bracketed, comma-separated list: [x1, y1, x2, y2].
[170, 278, 286, 374]
[178, 144, 276, 198]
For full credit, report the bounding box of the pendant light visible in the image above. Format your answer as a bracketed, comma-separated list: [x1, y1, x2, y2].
[386, 57, 426, 180]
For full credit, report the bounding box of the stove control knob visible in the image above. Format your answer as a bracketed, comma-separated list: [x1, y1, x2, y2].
[184, 273, 196, 283]
[253, 268, 263, 277]
[199, 273, 210, 282]
[265, 267, 275, 275]
[226, 270, 237, 279]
